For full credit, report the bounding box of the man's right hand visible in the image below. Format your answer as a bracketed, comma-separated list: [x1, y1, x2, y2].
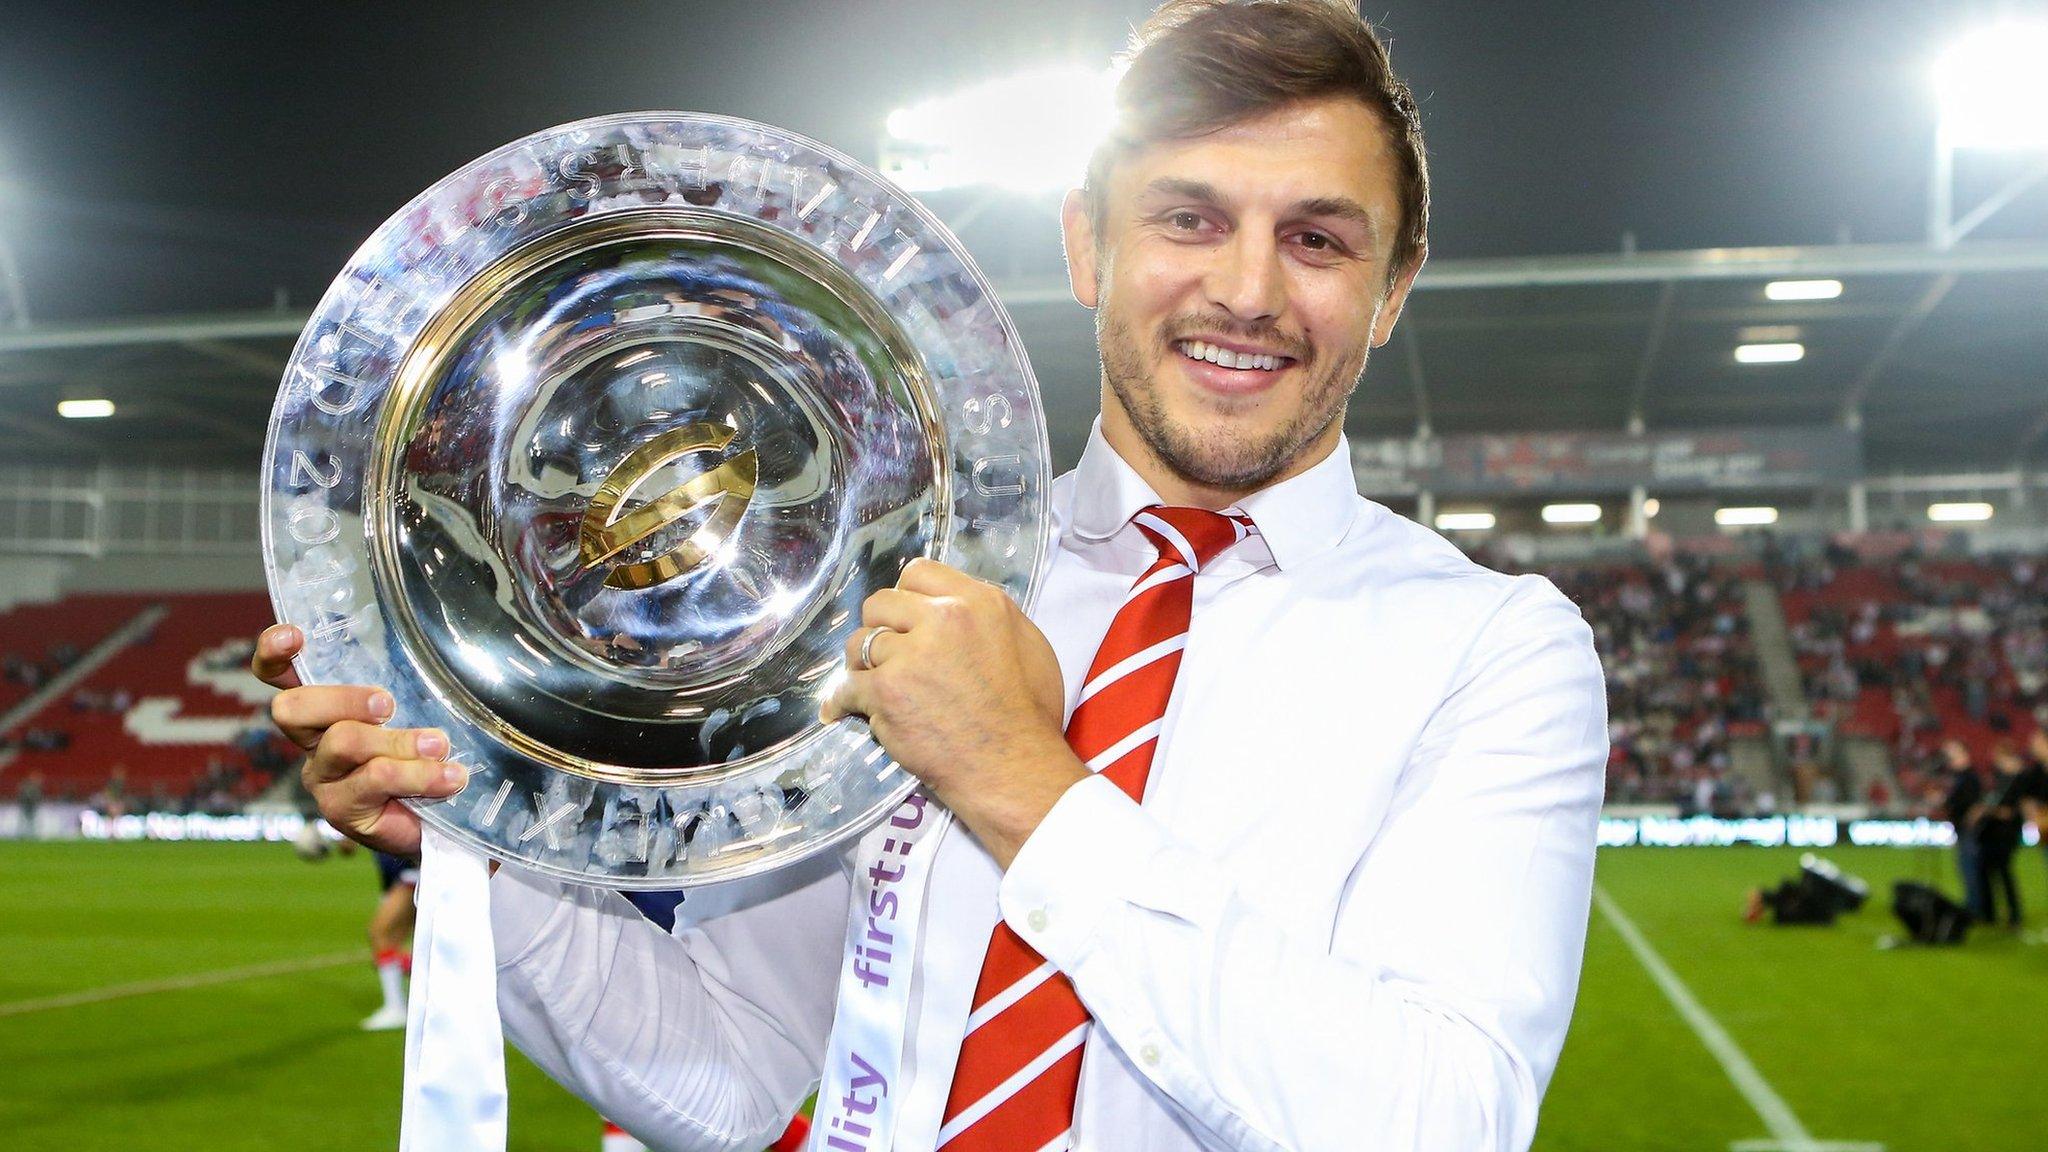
[252, 623, 467, 857]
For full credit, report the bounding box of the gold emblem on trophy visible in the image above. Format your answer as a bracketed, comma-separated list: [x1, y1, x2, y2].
[579, 423, 759, 590]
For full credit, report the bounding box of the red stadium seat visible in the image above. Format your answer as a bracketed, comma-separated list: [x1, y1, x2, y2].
[1, 593, 282, 800]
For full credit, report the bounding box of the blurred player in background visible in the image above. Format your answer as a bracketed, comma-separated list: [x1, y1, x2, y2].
[288, 767, 417, 1028]
[361, 850, 417, 1031]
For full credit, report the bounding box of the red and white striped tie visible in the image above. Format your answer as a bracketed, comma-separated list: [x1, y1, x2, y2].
[936, 505, 1255, 1152]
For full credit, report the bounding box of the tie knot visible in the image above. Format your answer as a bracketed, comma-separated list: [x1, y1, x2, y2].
[1131, 506, 1256, 572]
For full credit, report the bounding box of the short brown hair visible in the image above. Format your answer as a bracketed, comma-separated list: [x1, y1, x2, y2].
[1083, 0, 1430, 276]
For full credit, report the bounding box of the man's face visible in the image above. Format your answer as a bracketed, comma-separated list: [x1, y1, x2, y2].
[1064, 95, 1420, 497]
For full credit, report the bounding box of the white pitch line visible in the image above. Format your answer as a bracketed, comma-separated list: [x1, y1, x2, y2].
[1592, 886, 1885, 1152]
[1730, 1143, 1888, 1152]
[0, 950, 360, 1018]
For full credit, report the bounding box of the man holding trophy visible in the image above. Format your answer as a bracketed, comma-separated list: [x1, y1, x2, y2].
[255, 2, 1608, 1149]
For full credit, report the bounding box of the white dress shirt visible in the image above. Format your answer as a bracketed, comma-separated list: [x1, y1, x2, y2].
[490, 424, 1609, 1152]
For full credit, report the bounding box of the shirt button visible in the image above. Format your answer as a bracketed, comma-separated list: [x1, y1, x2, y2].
[1139, 1043, 1161, 1066]
[1027, 908, 1049, 932]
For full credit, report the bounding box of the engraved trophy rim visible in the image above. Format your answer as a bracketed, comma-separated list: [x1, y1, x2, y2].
[262, 110, 1050, 889]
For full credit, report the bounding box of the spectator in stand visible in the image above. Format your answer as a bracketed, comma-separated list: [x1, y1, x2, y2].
[90, 765, 131, 819]
[16, 771, 42, 835]
[1963, 646, 1997, 722]
[181, 756, 244, 816]
[22, 727, 69, 752]
[1933, 740, 1987, 919]
[235, 725, 296, 779]
[1543, 556, 1761, 807]
[234, 726, 269, 759]
[1977, 743, 2029, 928]
[1688, 768, 1717, 817]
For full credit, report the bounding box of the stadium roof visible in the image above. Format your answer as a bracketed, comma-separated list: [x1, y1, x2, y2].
[0, 1, 2043, 474]
[3, 238, 2044, 475]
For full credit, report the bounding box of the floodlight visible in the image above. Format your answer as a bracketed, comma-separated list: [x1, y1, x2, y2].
[881, 65, 1119, 192]
[1765, 279, 1843, 301]
[57, 399, 114, 419]
[1715, 506, 1779, 527]
[1927, 501, 1994, 522]
[1934, 23, 2048, 151]
[1541, 503, 1602, 524]
[1734, 342, 1805, 364]
[1434, 511, 1495, 532]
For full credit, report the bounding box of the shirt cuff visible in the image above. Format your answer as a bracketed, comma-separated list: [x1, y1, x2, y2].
[998, 773, 1172, 968]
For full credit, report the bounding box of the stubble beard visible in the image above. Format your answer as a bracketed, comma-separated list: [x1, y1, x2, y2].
[1098, 305, 1367, 494]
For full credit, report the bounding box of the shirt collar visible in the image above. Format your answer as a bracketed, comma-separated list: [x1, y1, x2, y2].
[1063, 419, 1360, 571]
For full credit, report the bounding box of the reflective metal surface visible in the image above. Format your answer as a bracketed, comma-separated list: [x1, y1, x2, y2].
[263, 113, 1047, 888]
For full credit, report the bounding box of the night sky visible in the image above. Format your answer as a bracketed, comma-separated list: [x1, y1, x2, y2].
[1, 0, 2037, 324]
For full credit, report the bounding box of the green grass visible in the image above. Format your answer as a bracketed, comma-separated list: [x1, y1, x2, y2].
[1, 841, 2043, 1151]
[0, 841, 599, 1152]
[1538, 845, 2048, 1152]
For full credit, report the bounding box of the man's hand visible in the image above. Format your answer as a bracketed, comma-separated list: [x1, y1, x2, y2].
[822, 559, 1087, 869]
[252, 624, 467, 857]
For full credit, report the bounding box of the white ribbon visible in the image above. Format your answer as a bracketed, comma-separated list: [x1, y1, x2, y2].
[400, 825, 507, 1152]
[812, 789, 953, 1152]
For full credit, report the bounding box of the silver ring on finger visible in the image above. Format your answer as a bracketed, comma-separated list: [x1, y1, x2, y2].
[857, 625, 894, 672]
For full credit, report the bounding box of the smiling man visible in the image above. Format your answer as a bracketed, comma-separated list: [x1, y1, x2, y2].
[1084, 107, 1421, 508]
[257, 2, 1608, 1149]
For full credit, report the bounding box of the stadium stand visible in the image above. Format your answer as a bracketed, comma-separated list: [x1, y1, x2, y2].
[0, 594, 156, 714]
[1521, 556, 1770, 810]
[1493, 542, 2048, 817]
[5, 544, 2043, 828]
[0, 524, 2041, 839]
[1778, 550, 2047, 804]
[0, 592, 290, 809]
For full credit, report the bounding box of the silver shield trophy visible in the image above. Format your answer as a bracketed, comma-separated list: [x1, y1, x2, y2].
[263, 112, 1049, 889]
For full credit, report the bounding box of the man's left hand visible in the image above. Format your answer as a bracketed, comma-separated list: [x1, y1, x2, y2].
[823, 558, 1088, 868]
